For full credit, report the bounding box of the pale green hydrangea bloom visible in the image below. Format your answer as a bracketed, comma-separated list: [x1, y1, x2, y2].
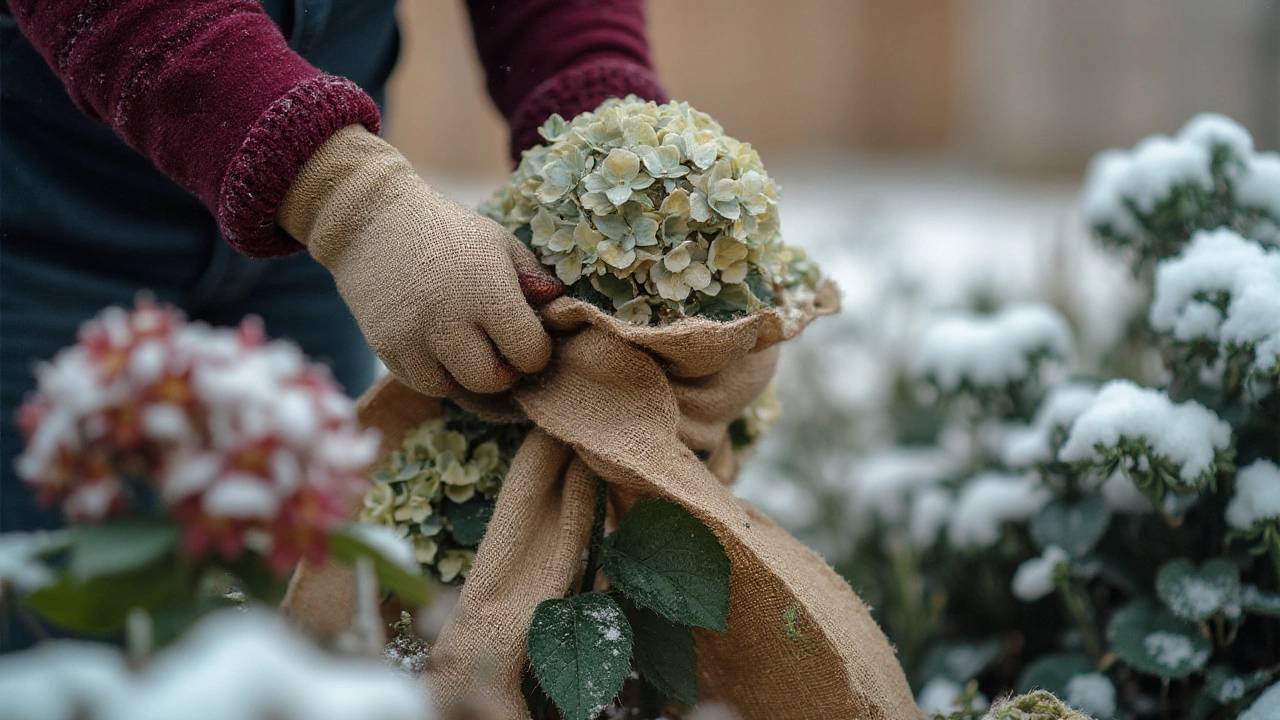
[360, 411, 526, 583]
[481, 96, 820, 324]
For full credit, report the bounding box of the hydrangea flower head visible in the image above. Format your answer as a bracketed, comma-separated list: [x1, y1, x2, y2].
[482, 96, 820, 324]
[15, 300, 378, 572]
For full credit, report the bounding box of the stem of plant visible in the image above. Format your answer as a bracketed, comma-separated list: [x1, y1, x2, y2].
[580, 478, 609, 595]
[1058, 581, 1103, 662]
[1269, 541, 1280, 593]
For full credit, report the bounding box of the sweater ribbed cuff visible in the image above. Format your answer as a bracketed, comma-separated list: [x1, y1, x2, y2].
[508, 60, 669, 161]
[216, 74, 382, 258]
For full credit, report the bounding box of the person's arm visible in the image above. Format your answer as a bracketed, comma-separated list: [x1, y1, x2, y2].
[11, 1, 560, 396]
[464, 0, 669, 159]
[8, 0, 379, 258]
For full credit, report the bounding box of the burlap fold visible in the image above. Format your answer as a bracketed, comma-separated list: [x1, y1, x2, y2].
[283, 282, 923, 720]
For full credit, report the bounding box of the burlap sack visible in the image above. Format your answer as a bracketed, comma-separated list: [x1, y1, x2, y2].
[284, 284, 922, 719]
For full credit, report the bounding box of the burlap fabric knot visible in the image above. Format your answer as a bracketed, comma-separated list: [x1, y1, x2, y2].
[277, 127, 922, 720]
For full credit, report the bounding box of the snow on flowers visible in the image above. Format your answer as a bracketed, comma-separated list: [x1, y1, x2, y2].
[14, 300, 379, 571]
[481, 95, 821, 324]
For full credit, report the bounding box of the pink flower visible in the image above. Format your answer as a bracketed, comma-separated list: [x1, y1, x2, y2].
[16, 299, 378, 572]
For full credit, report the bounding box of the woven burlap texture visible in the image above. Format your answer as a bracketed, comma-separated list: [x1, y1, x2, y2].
[284, 280, 922, 720]
[278, 125, 562, 397]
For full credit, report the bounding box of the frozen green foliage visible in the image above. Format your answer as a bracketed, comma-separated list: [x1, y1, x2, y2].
[794, 113, 1280, 720]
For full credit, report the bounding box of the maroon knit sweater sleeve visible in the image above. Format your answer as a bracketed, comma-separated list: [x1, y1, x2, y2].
[464, 0, 669, 160]
[8, 0, 380, 258]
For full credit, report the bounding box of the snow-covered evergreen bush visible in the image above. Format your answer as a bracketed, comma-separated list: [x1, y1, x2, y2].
[817, 114, 1280, 719]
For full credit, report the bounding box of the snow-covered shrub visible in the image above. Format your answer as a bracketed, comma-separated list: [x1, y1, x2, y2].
[819, 114, 1280, 720]
[1081, 113, 1280, 271]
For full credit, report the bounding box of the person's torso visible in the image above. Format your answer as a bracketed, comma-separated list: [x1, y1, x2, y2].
[0, 0, 400, 273]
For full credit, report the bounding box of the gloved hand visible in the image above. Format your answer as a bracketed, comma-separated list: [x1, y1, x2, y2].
[278, 125, 563, 396]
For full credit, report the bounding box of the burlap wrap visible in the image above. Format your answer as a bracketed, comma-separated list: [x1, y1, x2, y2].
[284, 281, 922, 720]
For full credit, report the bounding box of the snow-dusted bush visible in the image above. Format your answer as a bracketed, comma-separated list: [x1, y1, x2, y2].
[822, 114, 1280, 720]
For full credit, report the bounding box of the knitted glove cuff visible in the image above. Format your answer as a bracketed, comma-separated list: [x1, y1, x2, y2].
[217, 74, 382, 258]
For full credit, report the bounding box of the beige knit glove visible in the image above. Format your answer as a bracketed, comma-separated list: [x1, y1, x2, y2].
[279, 125, 563, 396]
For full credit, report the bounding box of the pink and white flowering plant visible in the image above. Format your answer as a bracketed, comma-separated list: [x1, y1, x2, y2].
[16, 300, 380, 572]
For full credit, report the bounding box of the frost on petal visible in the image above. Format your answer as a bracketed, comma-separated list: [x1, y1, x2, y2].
[203, 477, 281, 520]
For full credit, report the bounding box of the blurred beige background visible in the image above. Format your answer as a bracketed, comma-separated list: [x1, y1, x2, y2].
[386, 0, 1279, 181]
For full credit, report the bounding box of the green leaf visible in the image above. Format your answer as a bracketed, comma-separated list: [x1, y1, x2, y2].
[1107, 600, 1212, 678]
[1242, 584, 1280, 618]
[601, 499, 730, 631]
[618, 597, 698, 706]
[1030, 495, 1110, 558]
[329, 528, 429, 606]
[24, 560, 187, 635]
[526, 592, 633, 720]
[916, 639, 1003, 686]
[68, 522, 178, 582]
[1015, 652, 1095, 696]
[1203, 664, 1271, 704]
[446, 498, 494, 548]
[1155, 558, 1241, 621]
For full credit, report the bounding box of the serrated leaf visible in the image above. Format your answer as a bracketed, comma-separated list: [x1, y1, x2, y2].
[602, 499, 730, 631]
[445, 498, 494, 547]
[1030, 495, 1110, 558]
[526, 592, 633, 720]
[618, 597, 698, 706]
[329, 529, 429, 605]
[68, 522, 178, 582]
[1107, 600, 1211, 678]
[1156, 558, 1240, 621]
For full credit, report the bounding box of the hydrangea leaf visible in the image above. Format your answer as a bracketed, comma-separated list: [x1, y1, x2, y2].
[1203, 664, 1271, 704]
[445, 498, 494, 548]
[618, 597, 698, 706]
[1155, 558, 1241, 621]
[917, 638, 1003, 685]
[601, 498, 730, 631]
[526, 592, 633, 720]
[1030, 495, 1110, 558]
[1107, 600, 1211, 678]
[1242, 584, 1280, 618]
[1014, 652, 1096, 696]
[329, 529, 429, 605]
[24, 560, 186, 635]
[68, 522, 177, 582]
